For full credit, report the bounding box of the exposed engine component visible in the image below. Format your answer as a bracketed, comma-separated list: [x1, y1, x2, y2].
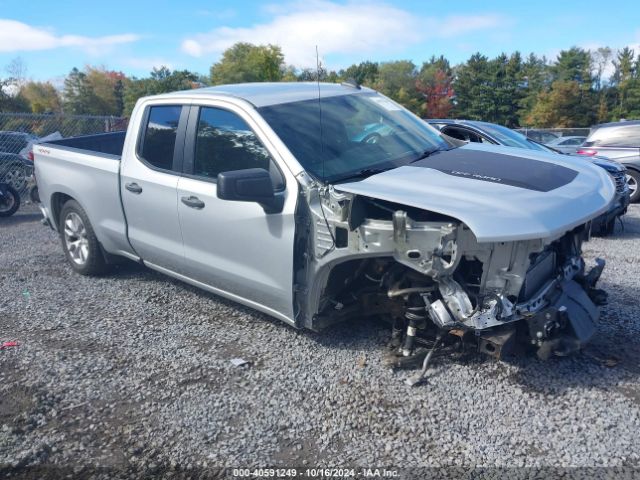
[293, 182, 607, 379]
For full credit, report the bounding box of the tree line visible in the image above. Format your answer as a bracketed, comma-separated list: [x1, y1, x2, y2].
[2, 42, 640, 127]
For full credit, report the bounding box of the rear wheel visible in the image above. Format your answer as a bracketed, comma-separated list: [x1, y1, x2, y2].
[627, 169, 639, 203]
[59, 200, 109, 275]
[0, 184, 20, 217]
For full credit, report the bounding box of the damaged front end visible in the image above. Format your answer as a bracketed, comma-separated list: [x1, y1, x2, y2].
[293, 177, 607, 370]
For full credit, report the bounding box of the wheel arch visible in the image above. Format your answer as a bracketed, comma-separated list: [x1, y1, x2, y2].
[50, 192, 75, 231]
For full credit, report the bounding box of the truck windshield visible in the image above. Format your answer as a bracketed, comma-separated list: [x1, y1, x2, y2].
[258, 92, 450, 182]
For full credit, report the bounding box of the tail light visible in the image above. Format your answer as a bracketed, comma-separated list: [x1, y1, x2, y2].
[576, 149, 597, 156]
[28, 150, 34, 161]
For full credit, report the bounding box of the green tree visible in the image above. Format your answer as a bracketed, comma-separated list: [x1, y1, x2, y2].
[552, 47, 594, 85]
[210, 43, 285, 84]
[63, 67, 96, 114]
[373, 60, 421, 113]
[341, 61, 379, 86]
[19, 81, 62, 113]
[517, 53, 551, 124]
[611, 47, 636, 119]
[123, 67, 198, 115]
[491, 52, 525, 127]
[451, 53, 494, 120]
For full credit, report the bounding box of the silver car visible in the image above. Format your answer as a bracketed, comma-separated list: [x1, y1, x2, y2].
[578, 120, 640, 203]
[545, 136, 587, 154]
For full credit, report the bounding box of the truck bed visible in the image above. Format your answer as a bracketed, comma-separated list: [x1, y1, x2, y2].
[35, 130, 137, 260]
[44, 131, 126, 159]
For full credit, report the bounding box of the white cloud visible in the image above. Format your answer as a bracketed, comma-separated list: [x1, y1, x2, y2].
[181, 1, 506, 67]
[0, 19, 140, 55]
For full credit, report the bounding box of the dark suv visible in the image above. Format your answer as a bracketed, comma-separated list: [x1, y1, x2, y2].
[578, 121, 640, 202]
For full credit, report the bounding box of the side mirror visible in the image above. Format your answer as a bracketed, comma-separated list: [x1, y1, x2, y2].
[217, 168, 284, 213]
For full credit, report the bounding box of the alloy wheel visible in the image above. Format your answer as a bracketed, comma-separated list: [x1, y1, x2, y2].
[63, 212, 89, 265]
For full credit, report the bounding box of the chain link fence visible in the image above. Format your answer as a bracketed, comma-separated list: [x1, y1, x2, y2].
[0, 113, 128, 202]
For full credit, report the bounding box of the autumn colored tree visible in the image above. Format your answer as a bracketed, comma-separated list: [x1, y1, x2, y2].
[63, 66, 129, 116]
[526, 80, 595, 127]
[416, 57, 454, 118]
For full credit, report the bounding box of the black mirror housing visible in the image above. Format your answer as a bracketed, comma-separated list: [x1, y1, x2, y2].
[217, 168, 283, 213]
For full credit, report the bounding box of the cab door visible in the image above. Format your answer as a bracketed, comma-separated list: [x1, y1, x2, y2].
[176, 105, 297, 321]
[120, 104, 189, 272]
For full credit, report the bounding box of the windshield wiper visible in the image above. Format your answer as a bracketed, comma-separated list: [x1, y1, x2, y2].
[334, 166, 397, 183]
[409, 148, 444, 164]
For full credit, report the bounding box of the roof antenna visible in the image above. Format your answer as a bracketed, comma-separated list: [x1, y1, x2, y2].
[316, 45, 325, 182]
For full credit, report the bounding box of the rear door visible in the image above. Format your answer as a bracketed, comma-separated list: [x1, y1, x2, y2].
[120, 104, 189, 272]
[176, 104, 297, 321]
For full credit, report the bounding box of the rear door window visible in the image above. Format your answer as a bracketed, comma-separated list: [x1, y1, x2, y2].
[138, 105, 183, 171]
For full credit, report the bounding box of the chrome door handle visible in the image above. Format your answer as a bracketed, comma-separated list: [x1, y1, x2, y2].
[125, 182, 142, 194]
[181, 196, 205, 209]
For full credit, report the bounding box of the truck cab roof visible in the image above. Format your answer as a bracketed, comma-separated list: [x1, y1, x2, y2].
[156, 82, 372, 108]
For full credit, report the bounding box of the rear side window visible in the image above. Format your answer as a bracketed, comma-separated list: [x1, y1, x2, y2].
[193, 107, 282, 187]
[585, 125, 640, 147]
[139, 106, 182, 170]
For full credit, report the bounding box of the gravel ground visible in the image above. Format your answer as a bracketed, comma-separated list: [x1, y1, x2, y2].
[1, 204, 640, 477]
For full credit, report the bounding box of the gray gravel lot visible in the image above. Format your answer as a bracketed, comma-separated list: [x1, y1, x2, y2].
[1, 204, 640, 477]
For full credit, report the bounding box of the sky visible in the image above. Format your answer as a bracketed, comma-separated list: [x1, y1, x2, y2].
[1, 0, 639, 83]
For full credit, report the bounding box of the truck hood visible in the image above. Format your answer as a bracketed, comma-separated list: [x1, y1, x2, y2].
[335, 143, 615, 242]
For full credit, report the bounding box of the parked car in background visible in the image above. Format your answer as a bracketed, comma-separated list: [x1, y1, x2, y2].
[518, 129, 559, 144]
[577, 120, 640, 203]
[545, 135, 586, 154]
[0, 131, 38, 156]
[426, 119, 630, 235]
[0, 153, 32, 192]
[0, 130, 38, 192]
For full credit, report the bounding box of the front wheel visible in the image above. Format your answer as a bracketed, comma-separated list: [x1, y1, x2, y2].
[627, 169, 640, 203]
[0, 184, 20, 217]
[59, 200, 109, 275]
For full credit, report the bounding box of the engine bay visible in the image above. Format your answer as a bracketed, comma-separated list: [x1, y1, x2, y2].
[293, 179, 608, 384]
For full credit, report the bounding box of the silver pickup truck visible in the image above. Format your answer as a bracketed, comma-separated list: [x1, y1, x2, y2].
[35, 83, 615, 371]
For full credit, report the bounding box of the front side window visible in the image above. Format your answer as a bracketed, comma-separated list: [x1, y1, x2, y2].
[193, 107, 273, 180]
[139, 105, 182, 170]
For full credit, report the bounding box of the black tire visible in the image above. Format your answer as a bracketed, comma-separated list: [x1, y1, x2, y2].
[29, 184, 40, 204]
[627, 169, 640, 203]
[0, 184, 20, 217]
[59, 199, 109, 275]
